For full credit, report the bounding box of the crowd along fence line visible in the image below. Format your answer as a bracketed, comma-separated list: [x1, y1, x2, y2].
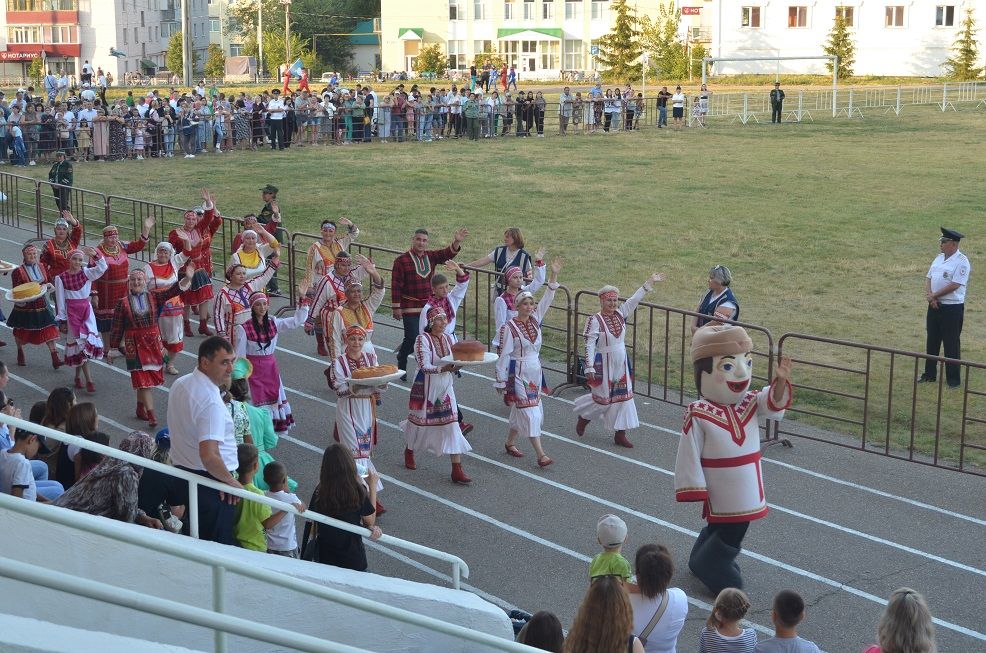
[1, 170, 982, 476]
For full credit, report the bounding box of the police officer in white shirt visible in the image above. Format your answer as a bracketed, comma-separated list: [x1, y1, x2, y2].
[167, 336, 244, 543]
[919, 227, 971, 388]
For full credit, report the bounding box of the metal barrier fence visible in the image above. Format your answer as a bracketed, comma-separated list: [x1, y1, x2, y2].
[1, 170, 982, 476]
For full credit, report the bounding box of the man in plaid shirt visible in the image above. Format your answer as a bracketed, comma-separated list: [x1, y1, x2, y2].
[392, 227, 469, 378]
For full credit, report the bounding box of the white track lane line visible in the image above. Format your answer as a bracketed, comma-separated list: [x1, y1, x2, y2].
[278, 340, 986, 528]
[257, 346, 986, 578]
[279, 432, 771, 637]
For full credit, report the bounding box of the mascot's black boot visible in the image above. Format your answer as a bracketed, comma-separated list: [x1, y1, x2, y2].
[688, 526, 743, 595]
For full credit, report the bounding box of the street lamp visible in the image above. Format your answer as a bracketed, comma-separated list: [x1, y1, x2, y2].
[281, 0, 291, 67]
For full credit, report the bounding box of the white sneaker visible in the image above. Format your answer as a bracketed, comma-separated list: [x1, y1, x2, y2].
[136, 155, 144, 160]
[28, 160, 35, 166]
[216, 149, 223, 154]
[189, 154, 195, 158]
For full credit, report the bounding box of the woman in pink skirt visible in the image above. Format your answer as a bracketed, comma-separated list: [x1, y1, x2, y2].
[54, 247, 108, 392]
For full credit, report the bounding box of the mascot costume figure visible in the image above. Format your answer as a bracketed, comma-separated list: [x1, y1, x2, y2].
[674, 324, 793, 594]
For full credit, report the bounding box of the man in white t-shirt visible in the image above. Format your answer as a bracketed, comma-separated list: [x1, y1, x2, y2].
[167, 336, 243, 544]
[56, 73, 69, 102]
[81, 60, 94, 84]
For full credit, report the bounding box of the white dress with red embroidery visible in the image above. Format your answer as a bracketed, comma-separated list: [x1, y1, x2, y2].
[491, 263, 545, 348]
[144, 252, 189, 354]
[572, 286, 647, 431]
[402, 332, 471, 456]
[674, 382, 791, 523]
[213, 264, 278, 338]
[54, 257, 109, 367]
[327, 350, 384, 492]
[494, 285, 558, 439]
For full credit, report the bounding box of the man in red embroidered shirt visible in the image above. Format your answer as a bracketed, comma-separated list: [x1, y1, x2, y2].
[391, 227, 468, 379]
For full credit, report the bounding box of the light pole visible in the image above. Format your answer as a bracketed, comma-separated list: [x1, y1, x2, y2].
[257, 0, 264, 79]
[281, 0, 291, 69]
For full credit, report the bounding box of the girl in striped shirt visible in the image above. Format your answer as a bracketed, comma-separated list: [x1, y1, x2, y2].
[700, 588, 757, 653]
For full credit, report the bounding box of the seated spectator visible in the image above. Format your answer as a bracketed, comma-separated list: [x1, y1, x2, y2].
[755, 589, 821, 652]
[0, 428, 64, 502]
[627, 544, 688, 653]
[863, 587, 936, 653]
[54, 430, 164, 529]
[77, 430, 110, 479]
[565, 575, 644, 653]
[38, 386, 76, 476]
[136, 429, 187, 533]
[517, 611, 564, 652]
[301, 443, 382, 571]
[700, 588, 756, 653]
[59, 401, 98, 489]
[0, 393, 52, 488]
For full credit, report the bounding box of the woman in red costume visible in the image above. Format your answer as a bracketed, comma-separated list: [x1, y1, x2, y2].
[168, 189, 222, 337]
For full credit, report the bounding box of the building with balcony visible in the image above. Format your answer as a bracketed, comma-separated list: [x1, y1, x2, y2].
[694, 0, 982, 77]
[380, 0, 670, 77]
[0, 0, 82, 78]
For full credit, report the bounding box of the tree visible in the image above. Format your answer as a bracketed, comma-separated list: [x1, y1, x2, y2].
[639, 2, 707, 80]
[596, 0, 642, 81]
[204, 44, 226, 79]
[414, 44, 446, 76]
[243, 30, 317, 80]
[474, 43, 505, 68]
[942, 8, 984, 80]
[165, 32, 199, 78]
[27, 57, 44, 87]
[823, 16, 856, 78]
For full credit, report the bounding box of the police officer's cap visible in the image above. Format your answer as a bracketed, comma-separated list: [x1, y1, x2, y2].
[260, 184, 278, 195]
[940, 227, 964, 242]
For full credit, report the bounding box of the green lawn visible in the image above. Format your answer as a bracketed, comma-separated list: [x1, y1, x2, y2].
[12, 105, 985, 468]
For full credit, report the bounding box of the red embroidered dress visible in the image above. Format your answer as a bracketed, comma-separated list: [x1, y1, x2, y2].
[169, 208, 222, 306]
[40, 222, 83, 279]
[93, 238, 149, 332]
[109, 284, 184, 389]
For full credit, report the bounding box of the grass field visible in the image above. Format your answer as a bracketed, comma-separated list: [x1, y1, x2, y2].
[11, 104, 985, 467]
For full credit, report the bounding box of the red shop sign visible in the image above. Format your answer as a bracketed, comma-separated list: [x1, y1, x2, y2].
[682, 6, 702, 15]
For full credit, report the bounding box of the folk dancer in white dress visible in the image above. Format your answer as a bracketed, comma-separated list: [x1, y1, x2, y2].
[325, 324, 387, 514]
[574, 273, 666, 449]
[144, 242, 190, 375]
[402, 307, 473, 484]
[54, 247, 108, 392]
[674, 325, 792, 594]
[232, 284, 310, 433]
[213, 257, 280, 340]
[495, 258, 562, 468]
[419, 260, 474, 434]
[327, 255, 384, 360]
[306, 251, 368, 356]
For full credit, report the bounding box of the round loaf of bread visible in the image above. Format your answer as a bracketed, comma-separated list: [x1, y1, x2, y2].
[12, 282, 42, 300]
[451, 339, 485, 362]
[351, 364, 398, 379]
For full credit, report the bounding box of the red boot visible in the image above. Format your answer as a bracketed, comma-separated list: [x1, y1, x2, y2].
[451, 462, 472, 484]
[74, 377, 84, 390]
[375, 500, 386, 516]
[146, 410, 158, 428]
[183, 319, 194, 337]
[576, 416, 590, 437]
[50, 350, 63, 369]
[86, 381, 96, 394]
[198, 318, 213, 336]
[136, 402, 148, 421]
[17, 349, 26, 366]
[316, 333, 329, 356]
[614, 430, 633, 449]
[404, 448, 416, 470]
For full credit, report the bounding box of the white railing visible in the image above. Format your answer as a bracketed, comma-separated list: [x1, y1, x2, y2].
[0, 493, 540, 653]
[0, 413, 469, 589]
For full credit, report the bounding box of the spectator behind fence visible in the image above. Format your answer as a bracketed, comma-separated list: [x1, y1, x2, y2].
[468, 227, 534, 295]
[692, 264, 739, 334]
[263, 460, 305, 558]
[233, 442, 293, 552]
[77, 430, 109, 479]
[301, 443, 382, 571]
[589, 514, 631, 582]
[699, 588, 757, 653]
[863, 588, 936, 653]
[59, 401, 98, 490]
[54, 430, 163, 529]
[755, 589, 821, 653]
[565, 575, 644, 653]
[516, 611, 564, 652]
[167, 336, 243, 544]
[0, 390, 65, 501]
[627, 544, 688, 653]
[137, 429, 187, 533]
[0, 426, 63, 502]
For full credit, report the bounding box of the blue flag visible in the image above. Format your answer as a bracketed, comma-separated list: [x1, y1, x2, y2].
[288, 58, 304, 79]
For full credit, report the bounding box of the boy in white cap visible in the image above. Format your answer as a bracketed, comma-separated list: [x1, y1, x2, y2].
[588, 514, 631, 581]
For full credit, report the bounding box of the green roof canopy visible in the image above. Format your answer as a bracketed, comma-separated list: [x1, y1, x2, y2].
[398, 27, 424, 40]
[350, 20, 379, 46]
[496, 27, 563, 40]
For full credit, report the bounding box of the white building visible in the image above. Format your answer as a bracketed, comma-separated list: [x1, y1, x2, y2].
[696, 0, 983, 77]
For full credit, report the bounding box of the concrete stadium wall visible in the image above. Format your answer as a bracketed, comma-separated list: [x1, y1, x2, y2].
[0, 613, 206, 653]
[0, 505, 514, 653]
